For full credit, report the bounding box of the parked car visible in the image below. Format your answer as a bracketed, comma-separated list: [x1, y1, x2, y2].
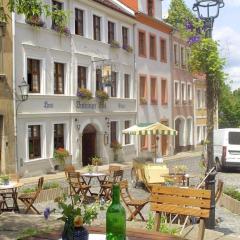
[214, 128, 240, 171]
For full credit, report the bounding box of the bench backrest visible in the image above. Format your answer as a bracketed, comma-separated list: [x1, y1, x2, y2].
[151, 185, 211, 219]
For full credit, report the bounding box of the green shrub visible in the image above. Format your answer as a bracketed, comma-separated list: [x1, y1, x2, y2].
[146, 212, 180, 235]
[42, 181, 60, 190]
[224, 187, 240, 201]
[21, 187, 36, 194]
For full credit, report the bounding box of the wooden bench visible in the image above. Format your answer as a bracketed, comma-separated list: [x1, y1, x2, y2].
[150, 185, 211, 240]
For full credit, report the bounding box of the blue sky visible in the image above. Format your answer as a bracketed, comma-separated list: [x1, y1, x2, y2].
[162, 0, 240, 90]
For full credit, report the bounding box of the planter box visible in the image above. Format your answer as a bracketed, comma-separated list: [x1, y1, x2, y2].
[219, 193, 240, 215]
[35, 186, 69, 203]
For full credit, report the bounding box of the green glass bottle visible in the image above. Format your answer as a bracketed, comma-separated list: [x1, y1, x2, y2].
[106, 184, 126, 240]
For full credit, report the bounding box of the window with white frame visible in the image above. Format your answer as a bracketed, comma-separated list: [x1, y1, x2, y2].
[174, 44, 179, 66]
[197, 126, 201, 144]
[27, 58, 41, 93]
[28, 125, 41, 159]
[111, 71, 117, 97]
[202, 90, 206, 108]
[124, 74, 130, 98]
[181, 82, 186, 103]
[197, 89, 201, 109]
[174, 81, 180, 103]
[187, 84, 192, 101]
[124, 120, 130, 145]
[75, 8, 84, 36]
[180, 46, 186, 68]
[54, 124, 65, 150]
[110, 121, 118, 144]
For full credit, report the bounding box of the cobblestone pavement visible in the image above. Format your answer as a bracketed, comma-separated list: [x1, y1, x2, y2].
[16, 156, 240, 237]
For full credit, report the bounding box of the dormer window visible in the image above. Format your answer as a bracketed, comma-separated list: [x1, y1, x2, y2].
[147, 0, 154, 17]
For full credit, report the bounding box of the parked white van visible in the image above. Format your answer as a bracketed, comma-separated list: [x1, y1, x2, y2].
[214, 128, 240, 171]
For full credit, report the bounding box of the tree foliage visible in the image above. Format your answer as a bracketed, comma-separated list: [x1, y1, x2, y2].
[188, 38, 226, 110]
[167, 0, 226, 114]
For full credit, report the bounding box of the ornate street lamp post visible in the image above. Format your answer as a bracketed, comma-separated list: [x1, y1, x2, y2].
[193, 0, 224, 229]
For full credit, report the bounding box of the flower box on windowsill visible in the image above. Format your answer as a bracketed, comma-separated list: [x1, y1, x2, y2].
[110, 40, 120, 48]
[122, 44, 133, 53]
[140, 97, 147, 105]
[52, 25, 71, 36]
[25, 16, 45, 27]
[77, 88, 93, 100]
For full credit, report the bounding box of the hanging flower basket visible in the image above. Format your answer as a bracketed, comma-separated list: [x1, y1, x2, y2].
[77, 88, 93, 100]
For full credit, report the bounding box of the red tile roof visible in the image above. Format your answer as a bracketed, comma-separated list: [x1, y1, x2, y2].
[118, 0, 138, 11]
[93, 0, 134, 18]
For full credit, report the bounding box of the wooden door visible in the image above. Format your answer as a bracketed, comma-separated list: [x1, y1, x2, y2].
[175, 119, 180, 153]
[82, 125, 96, 166]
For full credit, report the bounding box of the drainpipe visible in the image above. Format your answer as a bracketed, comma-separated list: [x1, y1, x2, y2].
[169, 29, 174, 155]
[133, 23, 139, 157]
[12, 12, 18, 174]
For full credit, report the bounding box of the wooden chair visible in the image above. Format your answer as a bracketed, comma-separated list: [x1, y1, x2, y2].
[18, 177, 44, 214]
[67, 172, 91, 203]
[215, 179, 224, 204]
[0, 199, 3, 214]
[151, 185, 211, 240]
[120, 180, 149, 221]
[64, 164, 76, 178]
[99, 169, 124, 200]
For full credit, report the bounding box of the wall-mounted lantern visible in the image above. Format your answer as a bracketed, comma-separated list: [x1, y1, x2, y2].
[104, 132, 109, 145]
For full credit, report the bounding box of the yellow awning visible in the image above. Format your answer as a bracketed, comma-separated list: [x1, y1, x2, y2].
[122, 122, 177, 136]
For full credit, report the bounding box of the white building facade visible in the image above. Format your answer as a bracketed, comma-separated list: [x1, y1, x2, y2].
[14, 0, 137, 176]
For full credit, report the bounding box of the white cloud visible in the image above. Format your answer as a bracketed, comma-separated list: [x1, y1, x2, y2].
[225, 66, 240, 90]
[224, 0, 240, 7]
[214, 27, 240, 66]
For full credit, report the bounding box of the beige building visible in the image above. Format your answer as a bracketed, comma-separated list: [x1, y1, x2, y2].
[193, 74, 207, 145]
[0, 3, 15, 174]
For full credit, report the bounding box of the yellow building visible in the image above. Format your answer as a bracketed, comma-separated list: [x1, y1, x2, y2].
[0, 3, 15, 174]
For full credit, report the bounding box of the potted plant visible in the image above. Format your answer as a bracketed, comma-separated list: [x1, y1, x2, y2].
[96, 90, 109, 108]
[110, 40, 120, 48]
[122, 44, 133, 53]
[91, 156, 102, 172]
[110, 140, 122, 162]
[77, 88, 93, 100]
[8, 0, 45, 27]
[54, 194, 100, 240]
[174, 165, 188, 175]
[87, 164, 94, 174]
[0, 174, 10, 185]
[54, 148, 69, 171]
[51, 7, 70, 36]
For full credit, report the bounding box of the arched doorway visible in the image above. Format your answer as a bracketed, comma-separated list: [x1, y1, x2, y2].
[174, 117, 185, 153]
[186, 118, 193, 149]
[82, 124, 96, 166]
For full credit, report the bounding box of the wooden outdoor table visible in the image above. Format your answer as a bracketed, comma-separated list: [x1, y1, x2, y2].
[0, 181, 23, 212]
[23, 226, 183, 239]
[81, 172, 108, 196]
